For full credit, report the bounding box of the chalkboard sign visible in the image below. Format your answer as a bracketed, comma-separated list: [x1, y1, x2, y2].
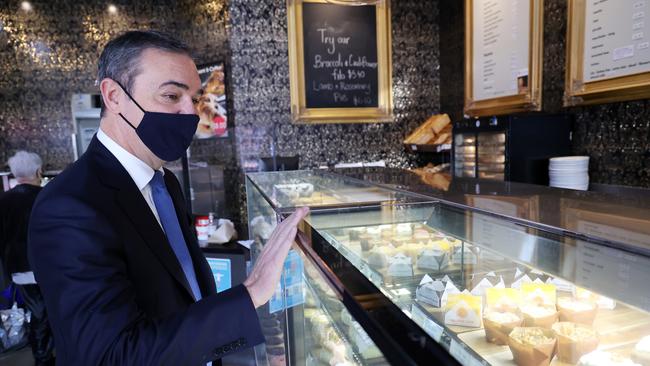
[287, 0, 392, 124]
[302, 3, 378, 109]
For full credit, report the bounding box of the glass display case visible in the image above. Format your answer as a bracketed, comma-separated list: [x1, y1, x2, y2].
[245, 171, 423, 366]
[246, 170, 650, 366]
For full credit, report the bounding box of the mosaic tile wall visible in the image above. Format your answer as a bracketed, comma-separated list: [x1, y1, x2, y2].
[228, 0, 442, 221]
[0, 0, 248, 220]
[228, 0, 440, 170]
[0, 0, 231, 171]
[439, 0, 650, 188]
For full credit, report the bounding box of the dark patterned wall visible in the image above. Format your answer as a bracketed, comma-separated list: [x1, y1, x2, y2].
[1, 0, 441, 223]
[439, 0, 650, 188]
[543, 1, 650, 188]
[0, 0, 230, 172]
[228, 0, 440, 171]
[229, 0, 441, 221]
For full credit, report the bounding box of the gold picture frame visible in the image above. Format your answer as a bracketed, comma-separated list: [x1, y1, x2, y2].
[464, 0, 544, 117]
[287, 0, 393, 124]
[564, 0, 650, 106]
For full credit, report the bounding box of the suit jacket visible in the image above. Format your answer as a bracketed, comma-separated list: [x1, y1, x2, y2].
[0, 183, 42, 275]
[28, 137, 263, 365]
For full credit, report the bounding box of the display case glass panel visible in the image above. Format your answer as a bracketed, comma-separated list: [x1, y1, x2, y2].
[301, 201, 650, 366]
[246, 170, 650, 366]
[246, 170, 425, 212]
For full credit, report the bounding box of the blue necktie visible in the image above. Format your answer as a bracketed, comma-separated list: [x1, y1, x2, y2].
[150, 171, 202, 301]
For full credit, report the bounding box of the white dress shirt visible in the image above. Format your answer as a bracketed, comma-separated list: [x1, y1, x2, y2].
[97, 129, 163, 229]
[12, 272, 36, 285]
[97, 131, 212, 365]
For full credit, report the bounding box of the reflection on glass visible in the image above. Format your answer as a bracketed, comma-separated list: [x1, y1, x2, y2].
[304, 202, 650, 366]
[477, 132, 506, 181]
[247, 170, 422, 210]
[299, 249, 388, 365]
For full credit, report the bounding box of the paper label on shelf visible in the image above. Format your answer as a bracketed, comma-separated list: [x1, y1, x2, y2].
[411, 144, 418, 151]
[410, 305, 444, 342]
[449, 339, 483, 366]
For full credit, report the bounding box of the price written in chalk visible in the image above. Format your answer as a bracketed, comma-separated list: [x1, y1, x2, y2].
[302, 3, 380, 109]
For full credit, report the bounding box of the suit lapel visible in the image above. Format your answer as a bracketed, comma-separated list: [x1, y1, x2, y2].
[88, 137, 196, 301]
[163, 169, 217, 298]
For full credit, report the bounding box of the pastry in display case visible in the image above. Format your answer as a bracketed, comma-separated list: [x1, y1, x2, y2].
[245, 170, 423, 366]
[246, 170, 650, 366]
[305, 201, 650, 366]
[301, 251, 387, 366]
[246, 170, 422, 211]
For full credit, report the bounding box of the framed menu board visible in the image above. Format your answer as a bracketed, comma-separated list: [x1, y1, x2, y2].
[287, 0, 393, 124]
[565, 0, 650, 106]
[464, 0, 544, 117]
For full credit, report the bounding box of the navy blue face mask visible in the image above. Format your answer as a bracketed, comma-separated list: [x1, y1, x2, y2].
[115, 81, 199, 162]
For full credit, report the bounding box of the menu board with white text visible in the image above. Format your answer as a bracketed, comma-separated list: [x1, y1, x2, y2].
[472, 0, 530, 101]
[583, 0, 650, 82]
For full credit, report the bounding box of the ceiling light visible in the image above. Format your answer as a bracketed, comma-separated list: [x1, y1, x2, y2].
[21, 1, 32, 11]
[107, 4, 117, 14]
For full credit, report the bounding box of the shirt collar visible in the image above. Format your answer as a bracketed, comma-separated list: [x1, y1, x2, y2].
[97, 128, 163, 191]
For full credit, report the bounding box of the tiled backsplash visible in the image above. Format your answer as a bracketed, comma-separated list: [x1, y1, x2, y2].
[0, 0, 230, 171]
[0, 0, 441, 223]
[439, 0, 650, 188]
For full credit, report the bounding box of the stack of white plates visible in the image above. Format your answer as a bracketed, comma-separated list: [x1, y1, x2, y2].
[549, 156, 589, 190]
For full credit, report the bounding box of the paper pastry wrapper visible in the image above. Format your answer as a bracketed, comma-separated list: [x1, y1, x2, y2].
[209, 219, 237, 244]
[632, 350, 650, 366]
[522, 283, 557, 306]
[557, 302, 598, 325]
[522, 310, 558, 329]
[483, 316, 522, 345]
[553, 328, 599, 364]
[508, 329, 557, 366]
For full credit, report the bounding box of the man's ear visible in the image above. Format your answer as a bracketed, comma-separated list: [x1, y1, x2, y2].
[99, 78, 122, 115]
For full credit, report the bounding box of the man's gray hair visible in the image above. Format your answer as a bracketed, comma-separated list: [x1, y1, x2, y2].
[8, 150, 42, 179]
[97, 30, 193, 116]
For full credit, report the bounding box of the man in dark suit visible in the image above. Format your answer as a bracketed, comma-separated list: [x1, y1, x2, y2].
[28, 30, 308, 365]
[0, 151, 54, 366]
